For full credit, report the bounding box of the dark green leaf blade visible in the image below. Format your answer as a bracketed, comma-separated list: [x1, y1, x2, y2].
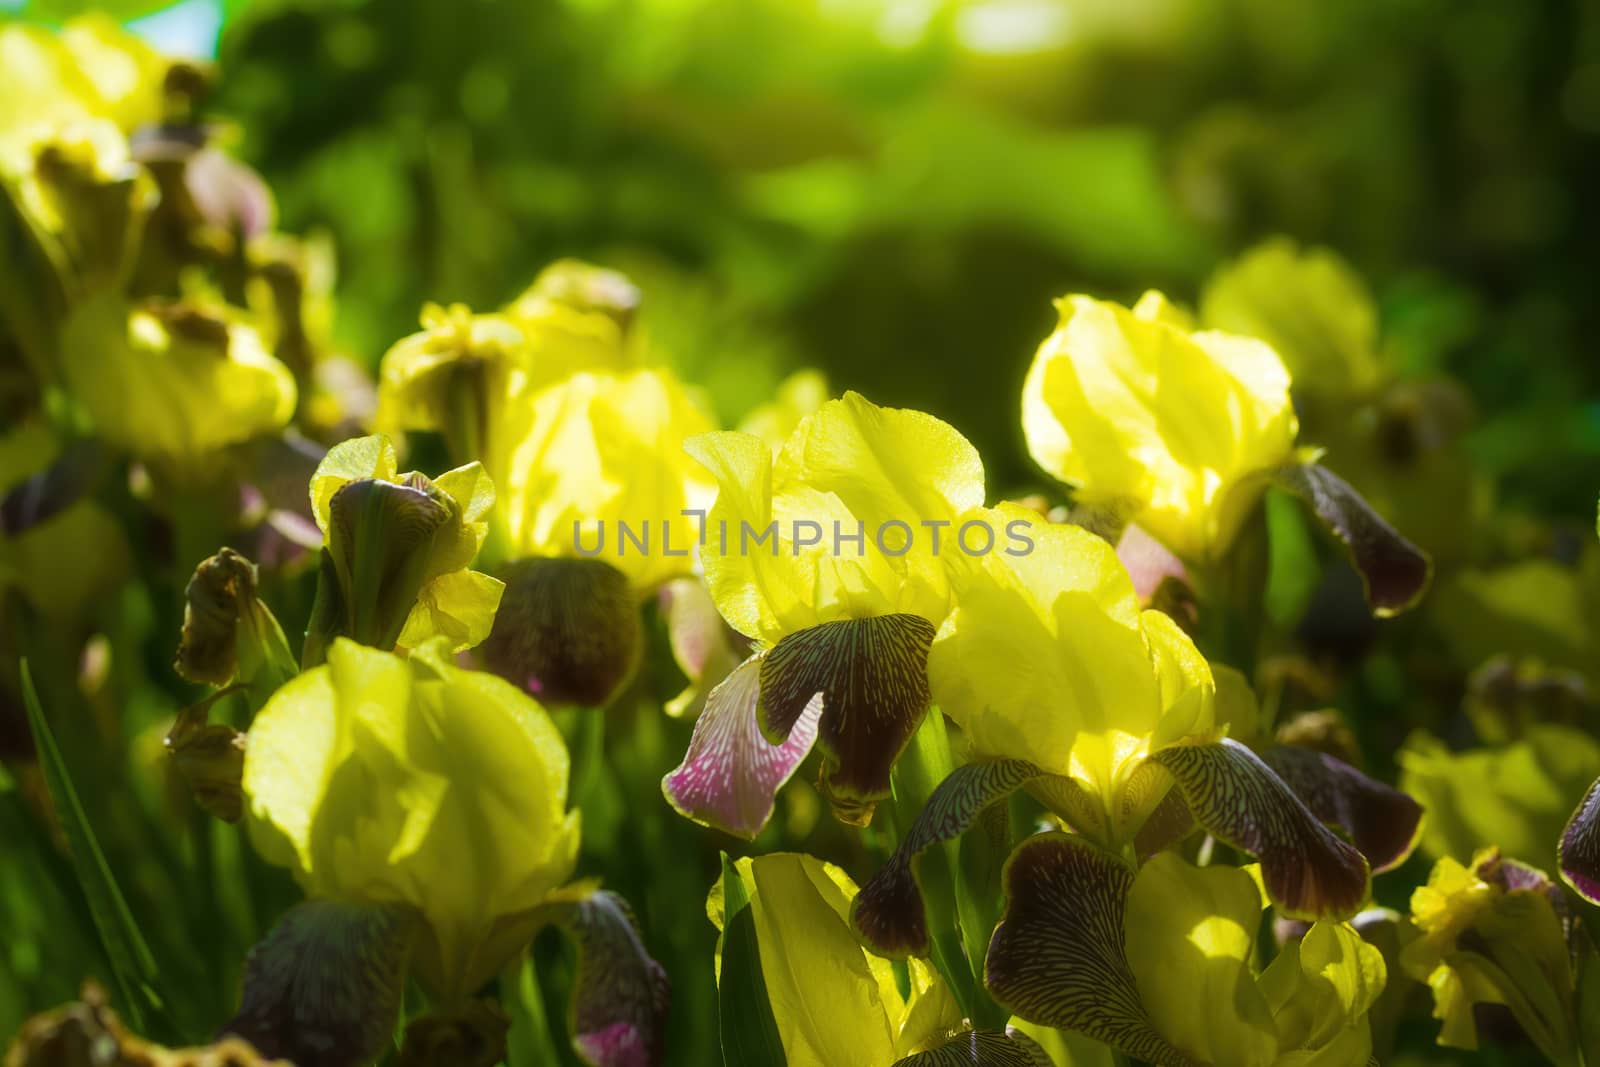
[718, 852, 787, 1067]
[19, 660, 164, 1031]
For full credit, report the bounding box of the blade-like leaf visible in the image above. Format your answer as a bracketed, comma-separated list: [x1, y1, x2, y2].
[718, 853, 787, 1067]
[19, 661, 164, 1031]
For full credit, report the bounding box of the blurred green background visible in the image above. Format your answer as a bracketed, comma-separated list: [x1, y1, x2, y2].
[6, 0, 1600, 1063]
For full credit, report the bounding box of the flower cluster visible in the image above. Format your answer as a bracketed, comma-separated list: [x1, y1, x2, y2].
[6, 18, 1600, 1067]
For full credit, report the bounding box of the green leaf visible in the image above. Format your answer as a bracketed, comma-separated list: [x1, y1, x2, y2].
[717, 852, 787, 1067]
[19, 660, 164, 1031]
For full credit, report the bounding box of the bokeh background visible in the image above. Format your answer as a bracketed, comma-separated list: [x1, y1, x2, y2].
[6, 0, 1600, 1063]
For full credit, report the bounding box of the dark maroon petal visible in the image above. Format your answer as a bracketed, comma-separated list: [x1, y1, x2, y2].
[1150, 739, 1371, 919]
[891, 1028, 1055, 1066]
[852, 759, 1048, 957]
[985, 833, 1195, 1067]
[759, 613, 936, 824]
[0, 438, 102, 536]
[1262, 744, 1425, 873]
[1559, 774, 1600, 905]
[481, 557, 642, 709]
[547, 890, 671, 1067]
[1272, 462, 1432, 617]
[661, 651, 821, 839]
[224, 901, 417, 1067]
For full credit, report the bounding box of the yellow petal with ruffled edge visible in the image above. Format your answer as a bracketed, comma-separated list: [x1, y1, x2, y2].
[60, 297, 296, 477]
[1022, 291, 1298, 562]
[929, 505, 1211, 805]
[398, 569, 505, 653]
[242, 638, 579, 1001]
[310, 434, 399, 536]
[1258, 922, 1385, 1058]
[1123, 852, 1278, 1067]
[690, 391, 984, 647]
[499, 366, 714, 592]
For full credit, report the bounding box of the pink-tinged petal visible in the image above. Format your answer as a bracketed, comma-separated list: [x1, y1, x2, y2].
[225, 901, 417, 1067]
[1263, 743, 1425, 873]
[985, 833, 1195, 1067]
[1273, 462, 1432, 617]
[548, 890, 671, 1067]
[1149, 738, 1371, 920]
[760, 613, 937, 825]
[661, 652, 821, 839]
[1559, 774, 1600, 904]
[852, 759, 1050, 957]
[1116, 522, 1190, 604]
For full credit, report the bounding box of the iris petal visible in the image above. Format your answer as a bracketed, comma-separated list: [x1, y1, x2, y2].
[852, 759, 1049, 957]
[225, 900, 417, 1067]
[1559, 774, 1600, 904]
[1150, 738, 1371, 920]
[1272, 462, 1432, 617]
[759, 613, 937, 823]
[546, 889, 672, 1067]
[984, 833, 1195, 1067]
[661, 651, 822, 839]
[1262, 744, 1424, 873]
[890, 1028, 1055, 1067]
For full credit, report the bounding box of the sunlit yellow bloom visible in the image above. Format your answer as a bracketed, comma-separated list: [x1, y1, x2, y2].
[0, 16, 169, 151]
[990, 840, 1385, 1067]
[709, 853, 960, 1067]
[243, 638, 581, 1000]
[499, 365, 715, 592]
[307, 434, 503, 655]
[1126, 854, 1384, 1066]
[929, 504, 1213, 833]
[59, 295, 295, 478]
[1022, 290, 1300, 562]
[1401, 848, 1578, 1060]
[689, 391, 985, 645]
[375, 302, 528, 456]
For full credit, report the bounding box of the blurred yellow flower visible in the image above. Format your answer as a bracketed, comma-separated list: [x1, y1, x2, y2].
[499, 365, 715, 592]
[1022, 290, 1300, 562]
[60, 296, 295, 478]
[1402, 848, 1578, 1060]
[243, 638, 580, 1000]
[0, 16, 170, 151]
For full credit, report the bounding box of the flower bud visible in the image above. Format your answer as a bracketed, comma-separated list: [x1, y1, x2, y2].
[482, 556, 641, 709]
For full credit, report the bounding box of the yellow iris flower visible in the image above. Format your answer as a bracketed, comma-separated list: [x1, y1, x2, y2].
[243, 638, 581, 1001]
[988, 838, 1386, 1067]
[1022, 291, 1301, 563]
[306, 434, 503, 657]
[0, 16, 169, 152]
[929, 503, 1213, 841]
[709, 853, 960, 1067]
[60, 296, 296, 480]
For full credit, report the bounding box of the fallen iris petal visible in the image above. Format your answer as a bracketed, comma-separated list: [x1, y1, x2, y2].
[985, 833, 1194, 1067]
[853, 758, 1048, 957]
[224, 900, 417, 1067]
[891, 1027, 1055, 1066]
[661, 651, 822, 839]
[1559, 774, 1600, 904]
[1150, 738, 1371, 920]
[1262, 743, 1425, 873]
[1272, 462, 1432, 617]
[759, 613, 937, 823]
[545, 889, 672, 1067]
